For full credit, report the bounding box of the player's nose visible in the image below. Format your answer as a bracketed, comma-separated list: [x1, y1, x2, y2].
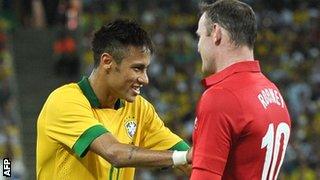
[138, 73, 149, 85]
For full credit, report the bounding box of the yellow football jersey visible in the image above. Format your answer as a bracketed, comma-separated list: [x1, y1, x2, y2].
[36, 77, 189, 180]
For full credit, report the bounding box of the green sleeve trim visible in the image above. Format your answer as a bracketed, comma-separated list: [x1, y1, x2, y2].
[73, 124, 108, 157]
[169, 140, 190, 151]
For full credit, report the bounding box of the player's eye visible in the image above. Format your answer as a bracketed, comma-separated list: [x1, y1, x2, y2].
[133, 67, 141, 72]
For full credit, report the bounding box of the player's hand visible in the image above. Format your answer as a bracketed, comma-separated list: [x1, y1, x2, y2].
[187, 147, 193, 164]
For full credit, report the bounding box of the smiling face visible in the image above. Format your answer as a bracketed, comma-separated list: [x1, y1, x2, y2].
[106, 46, 150, 102]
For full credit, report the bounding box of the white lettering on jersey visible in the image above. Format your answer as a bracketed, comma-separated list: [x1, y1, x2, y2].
[257, 88, 284, 109]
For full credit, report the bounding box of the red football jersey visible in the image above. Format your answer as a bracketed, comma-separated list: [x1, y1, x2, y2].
[191, 61, 291, 180]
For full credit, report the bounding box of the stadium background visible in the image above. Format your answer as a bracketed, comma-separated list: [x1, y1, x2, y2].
[0, 0, 319, 179]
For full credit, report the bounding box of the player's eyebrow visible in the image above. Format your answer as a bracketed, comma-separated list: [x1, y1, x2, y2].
[131, 63, 148, 69]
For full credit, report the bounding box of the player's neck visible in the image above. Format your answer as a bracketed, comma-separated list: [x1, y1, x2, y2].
[88, 70, 118, 109]
[215, 45, 254, 73]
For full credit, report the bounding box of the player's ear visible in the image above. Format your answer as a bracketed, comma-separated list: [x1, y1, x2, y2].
[100, 53, 113, 71]
[211, 23, 222, 46]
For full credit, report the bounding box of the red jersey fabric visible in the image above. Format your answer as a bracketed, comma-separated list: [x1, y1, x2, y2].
[191, 61, 291, 180]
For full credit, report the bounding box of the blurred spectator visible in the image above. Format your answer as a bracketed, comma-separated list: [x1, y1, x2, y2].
[41, 0, 59, 26]
[53, 30, 80, 79]
[0, 23, 25, 179]
[17, 0, 81, 29]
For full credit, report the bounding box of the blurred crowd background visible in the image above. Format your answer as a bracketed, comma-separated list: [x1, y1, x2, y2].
[0, 0, 319, 179]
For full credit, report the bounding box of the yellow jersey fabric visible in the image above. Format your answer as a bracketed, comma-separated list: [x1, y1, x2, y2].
[36, 77, 189, 180]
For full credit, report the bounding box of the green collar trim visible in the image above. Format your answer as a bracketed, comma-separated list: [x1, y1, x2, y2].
[77, 76, 125, 109]
[78, 76, 101, 108]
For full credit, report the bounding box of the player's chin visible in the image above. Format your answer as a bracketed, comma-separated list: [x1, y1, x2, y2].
[125, 94, 138, 102]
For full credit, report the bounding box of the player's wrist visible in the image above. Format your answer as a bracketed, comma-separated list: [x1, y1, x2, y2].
[172, 150, 188, 166]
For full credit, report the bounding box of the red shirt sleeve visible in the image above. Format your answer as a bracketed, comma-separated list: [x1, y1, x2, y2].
[191, 167, 222, 180]
[192, 87, 246, 176]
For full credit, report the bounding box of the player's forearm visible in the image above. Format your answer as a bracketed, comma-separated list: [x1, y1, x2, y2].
[90, 133, 189, 168]
[103, 143, 173, 168]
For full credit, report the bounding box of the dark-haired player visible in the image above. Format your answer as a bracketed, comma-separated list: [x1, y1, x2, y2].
[36, 20, 190, 179]
[191, 1, 291, 179]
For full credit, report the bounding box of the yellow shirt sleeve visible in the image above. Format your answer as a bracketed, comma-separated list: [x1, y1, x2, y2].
[139, 98, 185, 150]
[44, 86, 107, 157]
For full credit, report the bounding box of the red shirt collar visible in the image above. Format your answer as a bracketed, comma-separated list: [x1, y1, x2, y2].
[201, 60, 261, 88]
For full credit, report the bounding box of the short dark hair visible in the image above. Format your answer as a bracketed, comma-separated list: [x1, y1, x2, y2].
[91, 19, 154, 67]
[200, 0, 257, 49]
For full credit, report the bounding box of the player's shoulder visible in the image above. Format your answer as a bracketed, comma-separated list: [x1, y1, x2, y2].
[51, 83, 81, 96]
[47, 83, 87, 104]
[200, 86, 242, 111]
[220, 69, 269, 87]
[202, 86, 236, 101]
[214, 71, 274, 98]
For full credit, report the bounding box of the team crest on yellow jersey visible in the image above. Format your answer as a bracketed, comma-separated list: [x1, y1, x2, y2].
[125, 120, 137, 139]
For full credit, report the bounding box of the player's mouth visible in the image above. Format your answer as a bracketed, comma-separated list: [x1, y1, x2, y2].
[131, 85, 142, 95]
